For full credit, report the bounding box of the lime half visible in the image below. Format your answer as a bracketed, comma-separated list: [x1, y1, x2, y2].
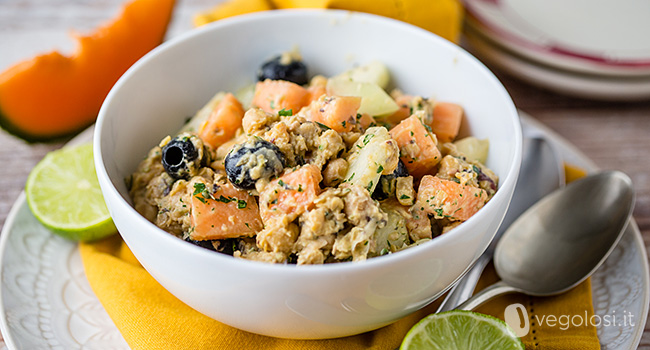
[25, 142, 116, 241]
[401, 311, 525, 350]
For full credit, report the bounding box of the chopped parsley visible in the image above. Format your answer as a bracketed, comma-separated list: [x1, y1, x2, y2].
[399, 194, 411, 200]
[362, 133, 374, 145]
[193, 183, 207, 196]
[278, 108, 293, 116]
[433, 208, 444, 217]
[315, 122, 331, 130]
[215, 195, 237, 204]
[376, 164, 384, 173]
[193, 183, 213, 204]
[193, 185, 247, 209]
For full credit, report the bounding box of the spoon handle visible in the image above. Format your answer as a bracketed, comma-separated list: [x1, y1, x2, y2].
[454, 281, 521, 311]
[436, 253, 491, 312]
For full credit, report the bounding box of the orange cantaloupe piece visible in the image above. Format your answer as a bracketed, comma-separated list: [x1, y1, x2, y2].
[385, 94, 413, 125]
[260, 164, 322, 222]
[306, 95, 362, 132]
[358, 113, 376, 130]
[416, 175, 488, 222]
[252, 79, 311, 114]
[190, 181, 263, 240]
[198, 93, 245, 149]
[307, 84, 327, 103]
[0, 0, 176, 141]
[431, 102, 463, 143]
[389, 113, 442, 177]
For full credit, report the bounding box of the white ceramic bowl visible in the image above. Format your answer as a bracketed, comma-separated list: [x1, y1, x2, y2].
[94, 9, 522, 339]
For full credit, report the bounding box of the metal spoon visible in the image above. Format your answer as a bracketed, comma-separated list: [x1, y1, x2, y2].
[455, 170, 635, 310]
[437, 135, 565, 312]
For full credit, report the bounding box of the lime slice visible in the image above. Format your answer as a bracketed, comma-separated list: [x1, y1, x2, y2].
[25, 142, 116, 241]
[400, 311, 525, 350]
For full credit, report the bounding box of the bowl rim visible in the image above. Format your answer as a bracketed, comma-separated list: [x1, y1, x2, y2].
[94, 8, 523, 275]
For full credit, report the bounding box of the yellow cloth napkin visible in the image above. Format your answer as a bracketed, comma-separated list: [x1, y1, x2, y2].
[192, 0, 464, 44]
[80, 236, 436, 349]
[475, 264, 600, 350]
[79, 237, 600, 350]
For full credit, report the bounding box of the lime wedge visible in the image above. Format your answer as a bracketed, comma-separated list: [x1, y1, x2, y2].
[25, 142, 116, 241]
[400, 311, 525, 350]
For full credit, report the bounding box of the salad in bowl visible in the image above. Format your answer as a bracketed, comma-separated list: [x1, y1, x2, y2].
[128, 52, 499, 265]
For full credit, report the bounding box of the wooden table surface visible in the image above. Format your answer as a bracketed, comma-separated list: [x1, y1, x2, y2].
[0, 1, 649, 348]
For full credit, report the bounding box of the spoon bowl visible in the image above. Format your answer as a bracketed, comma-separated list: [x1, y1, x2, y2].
[457, 170, 635, 310]
[496, 170, 634, 295]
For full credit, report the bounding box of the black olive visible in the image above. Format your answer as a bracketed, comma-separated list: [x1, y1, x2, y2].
[161, 133, 206, 180]
[184, 237, 216, 251]
[372, 160, 409, 201]
[287, 253, 298, 264]
[391, 159, 409, 177]
[257, 55, 308, 85]
[213, 238, 238, 256]
[184, 237, 241, 256]
[225, 137, 286, 189]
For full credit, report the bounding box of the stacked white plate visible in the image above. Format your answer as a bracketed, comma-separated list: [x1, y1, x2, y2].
[461, 0, 650, 101]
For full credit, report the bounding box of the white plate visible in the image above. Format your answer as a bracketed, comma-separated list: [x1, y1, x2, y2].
[463, 27, 650, 101]
[464, 0, 650, 77]
[0, 115, 648, 349]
